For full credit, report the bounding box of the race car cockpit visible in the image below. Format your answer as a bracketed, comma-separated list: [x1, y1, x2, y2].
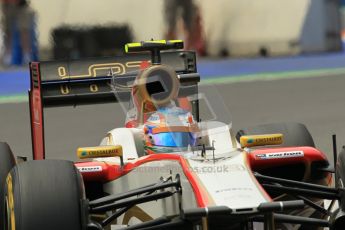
[107, 40, 234, 159]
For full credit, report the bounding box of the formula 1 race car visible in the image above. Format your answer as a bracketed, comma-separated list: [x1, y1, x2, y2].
[1, 40, 345, 230]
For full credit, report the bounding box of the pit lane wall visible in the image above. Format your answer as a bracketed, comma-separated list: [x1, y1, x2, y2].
[18, 0, 343, 57]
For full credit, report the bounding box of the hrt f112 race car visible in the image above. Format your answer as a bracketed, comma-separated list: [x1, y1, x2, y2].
[1, 40, 345, 230]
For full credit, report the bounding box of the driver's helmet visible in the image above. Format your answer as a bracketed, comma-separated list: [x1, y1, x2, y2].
[143, 105, 198, 153]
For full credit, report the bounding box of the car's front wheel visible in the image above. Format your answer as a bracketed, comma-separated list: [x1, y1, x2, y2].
[4, 160, 87, 230]
[0, 142, 16, 230]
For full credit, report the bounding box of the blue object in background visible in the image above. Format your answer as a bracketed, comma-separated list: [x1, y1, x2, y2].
[11, 27, 22, 65]
[11, 16, 38, 65]
[31, 17, 39, 62]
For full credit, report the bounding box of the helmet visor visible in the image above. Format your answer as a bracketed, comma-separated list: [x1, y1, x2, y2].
[151, 132, 196, 147]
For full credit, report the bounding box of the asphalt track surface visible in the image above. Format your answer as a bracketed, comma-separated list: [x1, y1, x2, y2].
[0, 74, 345, 165]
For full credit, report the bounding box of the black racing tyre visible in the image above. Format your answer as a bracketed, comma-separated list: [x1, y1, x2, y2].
[336, 147, 345, 211]
[0, 142, 16, 230]
[236, 122, 315, 147]
[4, 160, 86, 230]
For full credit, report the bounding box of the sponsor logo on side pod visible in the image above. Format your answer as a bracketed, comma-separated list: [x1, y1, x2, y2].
[240, 134, 283, 148]
[77, 145, 123, 159]
[77, 166, 102, 173]
[256, 151, 304, 160]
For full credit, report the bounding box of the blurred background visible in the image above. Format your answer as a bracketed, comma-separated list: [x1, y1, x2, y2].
[1, 0, 345, 61]
[1, 0, 345, 162]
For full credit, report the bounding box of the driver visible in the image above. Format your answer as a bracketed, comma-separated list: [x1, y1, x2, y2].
[143, 102, 199, 154]
[124, 64, 199, 154]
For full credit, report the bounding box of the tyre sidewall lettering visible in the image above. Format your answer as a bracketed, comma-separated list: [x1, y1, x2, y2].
[6, 174, 15, 230]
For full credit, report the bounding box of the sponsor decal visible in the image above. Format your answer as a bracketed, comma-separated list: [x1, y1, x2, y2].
[240, 134, 283, 147]
[255, 136, 282, 143]
[87, 149, 120, 156]
[77, 166, 102, 173]
[256, 151, 304, 160]
[247, 138, 254, 144]
[77, 145, 123, 159]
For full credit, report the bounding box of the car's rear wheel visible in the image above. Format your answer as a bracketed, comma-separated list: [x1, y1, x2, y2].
[4, 160, 86, 230]
[0, 142, 16, 230]
[328, 145, 345, 229]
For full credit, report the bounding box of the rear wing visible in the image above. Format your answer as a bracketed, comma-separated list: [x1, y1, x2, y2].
[29, 51, 200, 160]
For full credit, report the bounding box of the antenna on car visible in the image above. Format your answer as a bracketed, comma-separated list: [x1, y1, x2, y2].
[201, 144, 206, 158]
[124, 40, 184, 65]
[212, 140, 216, 163]
[332, 134, 338, 183]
